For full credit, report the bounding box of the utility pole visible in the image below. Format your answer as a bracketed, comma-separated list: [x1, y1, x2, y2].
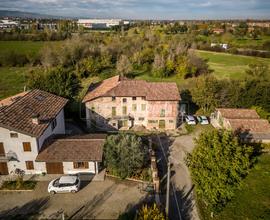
[166, 158, 171, 217]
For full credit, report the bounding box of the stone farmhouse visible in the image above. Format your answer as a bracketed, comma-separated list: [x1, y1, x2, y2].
[82, 75, 181, 131]
[0, 89, 104, 175]
[211, 108, 270, 143]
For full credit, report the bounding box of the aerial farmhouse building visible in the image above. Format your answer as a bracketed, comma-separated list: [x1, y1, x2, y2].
[211, 108, 270, 143]
[0, 90, 104, 175]
[83, 75, 180, 131]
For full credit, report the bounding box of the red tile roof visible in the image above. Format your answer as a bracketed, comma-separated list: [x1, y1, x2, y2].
[0, 91, 29, 107]
[0, 89, 68, 137]
[36, 135, 105, 162]
[228, 119, 270, 133]
[217, 108, 260, 119]
[82, 75, 180, 102]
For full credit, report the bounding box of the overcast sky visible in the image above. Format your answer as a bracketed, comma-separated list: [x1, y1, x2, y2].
[1, 0, 270, 19]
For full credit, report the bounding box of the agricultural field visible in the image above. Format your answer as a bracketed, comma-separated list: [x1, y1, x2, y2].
[197, 50, 270, 79]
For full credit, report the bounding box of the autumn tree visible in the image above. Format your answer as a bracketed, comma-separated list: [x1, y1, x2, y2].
[136, 204, 166, 220]
[116, 55, 133, 76]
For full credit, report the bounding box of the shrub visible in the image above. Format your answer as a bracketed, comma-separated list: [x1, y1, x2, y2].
[136, 203, 166, 220]
[104, 134, 147, 179]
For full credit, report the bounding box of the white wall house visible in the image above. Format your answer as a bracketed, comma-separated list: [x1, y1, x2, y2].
[0, 89, 105, 176]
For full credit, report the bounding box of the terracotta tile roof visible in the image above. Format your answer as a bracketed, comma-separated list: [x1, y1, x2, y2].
[0, 89, 68, 137]
[217, 108, 260, 119]
[0, 91, 29, 107]
[227, 119, 270, 133]
[82, 75, 120, 102]
[36, 135, 105, 162]
[82, 75, 180, 102]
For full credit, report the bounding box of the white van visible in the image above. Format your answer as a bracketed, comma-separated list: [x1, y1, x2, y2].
[48, 175, 81, 194]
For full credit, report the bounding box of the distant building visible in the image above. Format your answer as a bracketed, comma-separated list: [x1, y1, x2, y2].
[248, 22, 270, 28]
[0, 19, 19, 29]
[211, 43, 228, 50]
[77, 19, 129, 29]
[212, 28, 225, 34]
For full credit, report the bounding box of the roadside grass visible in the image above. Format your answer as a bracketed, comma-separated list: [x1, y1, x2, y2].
[196, 50, 270, 80]
[198, 153, 270, 220]
[0, 67, 29, 99]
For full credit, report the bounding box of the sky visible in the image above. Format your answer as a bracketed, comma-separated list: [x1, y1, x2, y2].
[0, 0, 270, 19]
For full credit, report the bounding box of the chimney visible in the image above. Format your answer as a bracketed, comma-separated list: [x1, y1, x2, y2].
[31, 114, 40, 125]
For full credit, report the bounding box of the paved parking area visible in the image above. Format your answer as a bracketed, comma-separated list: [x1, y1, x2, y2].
[0, 177, 147, 219]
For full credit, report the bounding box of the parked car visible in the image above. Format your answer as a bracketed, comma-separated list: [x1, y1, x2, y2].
[197, 116, 209, 125]
[48, 175, 81, 194]
[185, 115, 196, 125]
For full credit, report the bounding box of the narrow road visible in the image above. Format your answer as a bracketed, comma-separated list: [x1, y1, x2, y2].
[155, 133, 200, 220]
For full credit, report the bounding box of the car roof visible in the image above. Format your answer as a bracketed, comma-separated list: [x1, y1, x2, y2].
[201, 116, 207, 119]
[186, 115, 195, 120]
[59, 176, 77, 184]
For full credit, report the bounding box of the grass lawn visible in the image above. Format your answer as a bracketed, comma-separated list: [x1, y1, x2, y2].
[198, 153, 270, 220]
[0, 67, 29, 100]
[196, 50, 270, 80]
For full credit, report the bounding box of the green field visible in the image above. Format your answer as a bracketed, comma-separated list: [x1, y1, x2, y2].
[198, 153, 270, 220]
[0, 67, 28, 99]
[196, 50, 270, 79]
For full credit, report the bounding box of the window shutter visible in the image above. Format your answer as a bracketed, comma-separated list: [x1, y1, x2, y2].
[84, 162, 89, 168]
[23, 142, 31, 152]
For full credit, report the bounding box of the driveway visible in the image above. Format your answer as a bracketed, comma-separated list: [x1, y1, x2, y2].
[169, 132, 200, 220]
[0, 177, 147, 219]
[155, 131, 200, 220]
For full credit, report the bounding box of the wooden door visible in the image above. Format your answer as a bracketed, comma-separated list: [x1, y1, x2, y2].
[0, 143, 5, 156]
[0, 162, 8, 175]
[46, 162, 64, 174]
[159, 120, 166, 129]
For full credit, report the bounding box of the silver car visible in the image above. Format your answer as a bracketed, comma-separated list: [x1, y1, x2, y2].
[48, 175, 81, 194]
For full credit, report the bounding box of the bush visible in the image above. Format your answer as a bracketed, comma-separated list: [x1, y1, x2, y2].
[104, 134, 147, 179]
[136, 203, 166, 220]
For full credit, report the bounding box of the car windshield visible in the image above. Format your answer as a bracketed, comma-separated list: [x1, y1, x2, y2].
[53, 178, 60, 187]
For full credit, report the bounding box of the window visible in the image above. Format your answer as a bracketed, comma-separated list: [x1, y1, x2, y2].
[148, 120, 158, 124]
[25, 161, 34, 170]
[169, 120, 174, 123]
[73, 162, 89, 169]
[112, 97, 116, 101]
[10, 133, 18, 138]
[142, 97, 146, 100]
[160, 109, 165, 117]
[0, 143, 5, 156]
[132, 97, 137, 101]
[112, 107, 116, 117]
[23, 142, 31, 152]
[132, 104, 137, 111]
[123, 98, 127, 103]
[122, 106, 127, 115]
[51, 118, 57, 131]
[139, 117, 145, 121]
[141, 104, 146, 111]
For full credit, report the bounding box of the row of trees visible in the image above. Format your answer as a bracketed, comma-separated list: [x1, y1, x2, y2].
[189, 62, 270, 115]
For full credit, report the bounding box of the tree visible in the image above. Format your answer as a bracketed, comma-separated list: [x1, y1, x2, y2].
[152, 54, 165, 77]
[186, 129, 253, 212]
[190, 75, 221, 114]
[136, 204, 166, 220]
[27, 66, 81, 100]
[116, 55, 132, 77]
[104, 134, 147, 179]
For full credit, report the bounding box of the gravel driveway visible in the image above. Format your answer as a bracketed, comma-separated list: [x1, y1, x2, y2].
[0, 178, 147, 219]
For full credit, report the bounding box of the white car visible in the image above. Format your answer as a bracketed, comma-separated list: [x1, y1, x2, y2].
[197, 116, 209, 125]
[48, 175, 81, 194]
[185, 115, 196, 125]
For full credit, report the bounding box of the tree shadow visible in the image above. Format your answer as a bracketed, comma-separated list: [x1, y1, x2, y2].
[0, 197, 50, 220]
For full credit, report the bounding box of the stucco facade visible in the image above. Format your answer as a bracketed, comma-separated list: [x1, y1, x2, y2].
[0, 109, 65, 175]
[85, 96, 179, 130]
